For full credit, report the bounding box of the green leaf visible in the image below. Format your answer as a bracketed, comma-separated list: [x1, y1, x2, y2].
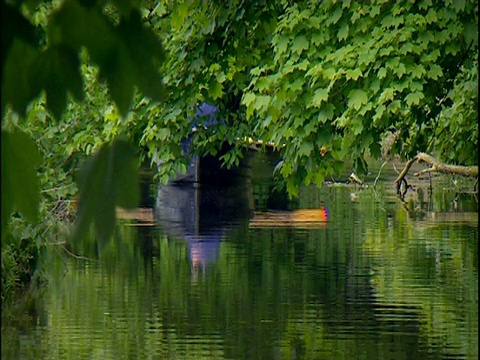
[411, 64, 426, 79]
[348, 89, 368, 110]
[337, 23, 349, 41]
[1, 130, 42, 238]
[321, 67, 336, 81]
[208, 80, 223, 99]
[314, 171, 325, 187]
[298, 141, 314, 157]
[410, 82, 424, 92]
[369, 141, 382, 158]
[351, 118, 364, 135]
[453, 1, 465, 13]
[291, 35, 309, 55]
[387, 100, 401, 113]
[30, 45, 84, 119]
[317, 103, 335, 123]
[242, 92, 255, 107]
[2, 39, 39, 117]
[373, 104, 386, 123]
[310, 88, 329, 108]
[290, 78, 304, 92]
[157, 128, 170, 141]
[378, 67, 387, 79]
[311, 32, 325, 46]
[370, 5, 381, 17]
[50, 2, 163, 116]
[346, 68, 362, 80]
[379, 88, 395, 102]
[385, 57, 400, 70]
[171, 2, 189, 29]
[358, 102, 373, 116]
[425, 8, 437, 24]
[286, 177, 299, 198]
[73, 138, 140, 245]
[405, 91, 424, 106]
[463, 22, 478, 46]
[381, 15, 395, 28]
[428, 64, 443, 80]
[101, 48, 135, 116]
[400, 42, 414, 55]
[329, 7, 342, 25]
[117, 11, 164, 101]
[394, 62, 407, 78]
[276, 35, 290, 54]
[253, 95, 270, 111]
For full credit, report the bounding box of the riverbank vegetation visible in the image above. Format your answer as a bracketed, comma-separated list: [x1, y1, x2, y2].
[2, 0, 477, 300]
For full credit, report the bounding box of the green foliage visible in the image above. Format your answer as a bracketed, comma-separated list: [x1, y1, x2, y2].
[2, 0, 163, 249]
[241, 0, 478, 191]
[137, 0, 477, 195]
[1, 202, 71, 302]
[429, 58, 478, 165]
[1, 0, 164, 299]
[2, 0, 164, 119]
[137, 0, 283, 181]
[1, 130, 42, 238]
[73, 138, 140, 245]
[1, 237, 38, 302]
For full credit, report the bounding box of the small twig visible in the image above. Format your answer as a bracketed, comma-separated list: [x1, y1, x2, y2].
[53, 244, 69, 276]
[44, 241, 67, 246]
[428, 171, 433, 193]
[373, 161, 387, 189]
[40, 185, 72, 193]
[41, 224, 53, 238]
[61, 245, 98, 262]
[451, 178, 459, 189]
[392, 162, 400, 175]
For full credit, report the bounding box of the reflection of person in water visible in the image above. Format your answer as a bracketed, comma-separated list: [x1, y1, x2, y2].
[188, 232, 223, 283]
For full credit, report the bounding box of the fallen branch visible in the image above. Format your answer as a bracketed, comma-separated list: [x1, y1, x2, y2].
[394, 152, 478, 198]
[413, 153, 478, 177]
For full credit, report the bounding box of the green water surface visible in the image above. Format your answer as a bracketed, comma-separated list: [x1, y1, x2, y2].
[2, 154, 478, 360]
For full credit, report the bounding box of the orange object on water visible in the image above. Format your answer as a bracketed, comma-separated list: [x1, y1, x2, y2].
[250, 208, 328, 228]
[290, 208, 328, 222]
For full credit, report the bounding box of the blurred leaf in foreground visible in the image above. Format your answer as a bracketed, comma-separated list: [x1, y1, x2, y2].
[72, 138, 140, 246]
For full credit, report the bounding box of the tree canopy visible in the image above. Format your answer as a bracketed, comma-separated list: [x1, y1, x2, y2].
[148, 0, 478, 194]
[1, 0, 478, 243]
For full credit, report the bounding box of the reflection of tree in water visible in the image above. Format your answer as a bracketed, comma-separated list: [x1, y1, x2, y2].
[147, 155, 476, 358]
[134, 225, 159, 279]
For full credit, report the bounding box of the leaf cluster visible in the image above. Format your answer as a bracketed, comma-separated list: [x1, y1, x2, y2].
[240, 0, 478, 193]
[135, 0, 285, 181]
[2, 0, 164, 119]
[140, 0, 477, 196]
[2, 0, 163, 244]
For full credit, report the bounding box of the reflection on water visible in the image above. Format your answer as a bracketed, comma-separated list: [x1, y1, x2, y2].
[2, 153, 478, 360]
[155, 176, 254, 274]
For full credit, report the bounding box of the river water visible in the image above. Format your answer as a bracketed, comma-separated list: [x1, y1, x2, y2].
[2, 152, 478, 359]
